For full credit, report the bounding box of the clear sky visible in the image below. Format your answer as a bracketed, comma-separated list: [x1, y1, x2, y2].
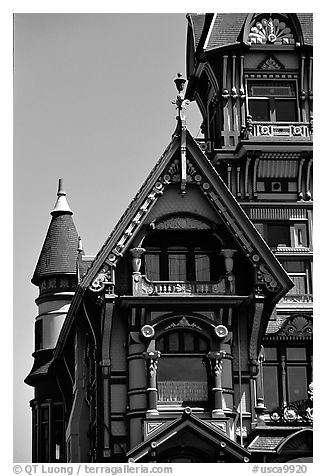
[13, 12, 202, 462]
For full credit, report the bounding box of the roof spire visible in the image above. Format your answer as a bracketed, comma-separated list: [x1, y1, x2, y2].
[51, 178, 73, 216]
[172, 74, 189, 195]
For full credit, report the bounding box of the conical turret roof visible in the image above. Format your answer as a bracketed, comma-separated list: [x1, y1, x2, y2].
[32, 179, 79, 285]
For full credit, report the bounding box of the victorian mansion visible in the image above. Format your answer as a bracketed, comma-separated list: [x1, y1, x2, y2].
[26, 13, 313, 463]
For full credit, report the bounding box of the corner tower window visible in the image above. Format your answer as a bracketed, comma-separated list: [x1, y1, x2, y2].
[248, 81, 298, 122]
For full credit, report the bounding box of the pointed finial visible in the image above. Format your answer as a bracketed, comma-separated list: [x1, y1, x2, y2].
[172, 73, 189, 117]
[77, 236, 83, 254]
[51, 178, 73, 215]
[174, 73, 186, 93]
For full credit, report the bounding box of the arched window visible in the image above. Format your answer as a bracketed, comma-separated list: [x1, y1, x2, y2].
[156, 326, 210, 407]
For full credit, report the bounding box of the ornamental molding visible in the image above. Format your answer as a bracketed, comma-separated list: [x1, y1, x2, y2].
[165, 316, 202, 331]
[245, 73, 298, 80]
[277, 314, 313, 338]
[153, 215, 211, 231]
[248, 17, 295, 45]
[258, 56, 284, 70]
[89, 264, 113, 293]
[144, 421, 166, 439]
[256, 263, 280, 293]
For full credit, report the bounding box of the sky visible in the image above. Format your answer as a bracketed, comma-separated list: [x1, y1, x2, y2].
[13, 11, 202, 463]
[8, 3, 323, 468]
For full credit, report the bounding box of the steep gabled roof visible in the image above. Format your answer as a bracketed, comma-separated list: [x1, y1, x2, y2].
[53, 126, 293, 360]
[127, 409, 251, 462]
[79, 130, 293, 297]
[186, 13, 313, 57]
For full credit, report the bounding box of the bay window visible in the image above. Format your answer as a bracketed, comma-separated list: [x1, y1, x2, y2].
[156, 330, 209, 406]
[247, 80, 298, 122]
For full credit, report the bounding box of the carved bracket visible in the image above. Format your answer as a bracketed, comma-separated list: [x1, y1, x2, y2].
[89, 264, 114, 293]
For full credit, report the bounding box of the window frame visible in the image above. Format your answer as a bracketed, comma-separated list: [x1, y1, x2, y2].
[262, 344, 313, 411]
[156, 329, 211, 407]
[246, 78, 299, 123]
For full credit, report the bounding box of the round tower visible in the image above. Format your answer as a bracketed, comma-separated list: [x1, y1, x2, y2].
[26, 179, 79, 391]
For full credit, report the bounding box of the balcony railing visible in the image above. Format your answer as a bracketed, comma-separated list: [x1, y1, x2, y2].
[280, 294, 313, 304]
[158, 381, 208, 404]
[132, 274, 235, 296]
[251, 122, 311, 139]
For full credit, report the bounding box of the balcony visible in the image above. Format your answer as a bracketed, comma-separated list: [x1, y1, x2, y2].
[251, 122, 311, 139]
[280, 294, 313, 304]
[132, 274, 235, 297]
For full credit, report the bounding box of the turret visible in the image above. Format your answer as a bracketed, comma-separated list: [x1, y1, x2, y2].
[26, 179, 79, 390]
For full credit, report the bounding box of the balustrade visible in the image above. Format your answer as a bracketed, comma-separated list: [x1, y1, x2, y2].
[132, 274, 235, 296]
[252, 122, 311, 138]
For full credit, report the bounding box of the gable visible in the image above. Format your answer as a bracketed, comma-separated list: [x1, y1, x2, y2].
[127, 410, 251, 462]
[80, 129, 292, 300]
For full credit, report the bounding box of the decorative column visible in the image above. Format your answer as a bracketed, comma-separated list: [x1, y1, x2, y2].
[130, 247, 145, 295]
[221, 249, 237, 293]
[143, 350, 161, 416]
[207, 350, 226, 417]
[254, 347, 266, 426]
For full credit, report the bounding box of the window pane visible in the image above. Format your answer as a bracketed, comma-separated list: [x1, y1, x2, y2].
[168, 254, 187, 280]
[145, 254, 160, 281]
[249, 99, 270, 121]
[158, 357, 206, 381]
[248, 82, 296, 97]
[275, 99, 297, 121]
[198, 337, 209, 352]
[288, 276, 307, 295]
[287, 366, 307, 402]
[195, 254, 210, 281]
[183, 332, 195, 352]
[168, 332, 179, 352]
[263, 366, 279, 409]
[286, 347, 307, 361]
[282, 261, 305, 273]
[264, 347, 277, 361]
[267, 224, 291, 247]
[158, 357, 207, 403]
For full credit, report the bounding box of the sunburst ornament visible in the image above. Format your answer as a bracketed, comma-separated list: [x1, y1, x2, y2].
[249, 17, 294, 45]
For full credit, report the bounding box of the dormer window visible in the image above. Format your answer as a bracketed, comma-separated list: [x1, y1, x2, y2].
[248, 80, 297, 122]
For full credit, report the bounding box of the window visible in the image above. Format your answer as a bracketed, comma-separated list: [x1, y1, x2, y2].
[248, 80, 298, 122]
[280, 260, 311, 295]
[156, 330, 209, 405]
[267, 224, 291, 247]
[263, 345, 312, 411]
[143, 231, 220, 282]
[32, 401, 65, 462]
[254, 223, 309, 248]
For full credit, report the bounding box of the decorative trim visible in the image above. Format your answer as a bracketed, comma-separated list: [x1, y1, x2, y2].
[246, 207, 307, 221]
[165, 316, 202, 331]
[245, 73, 298, 80]
[277, 314, 312, 338]
[89, 264, 114, 293]
[144, 421, 166, 439]
[248, 17, 295, 45]
[258, 56, 284, 70]
[154, 215, 211, 231]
